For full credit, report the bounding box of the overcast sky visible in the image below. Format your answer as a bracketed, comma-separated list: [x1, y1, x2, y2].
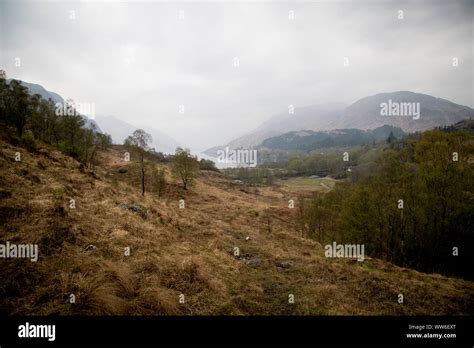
[1, 0, 472, 151]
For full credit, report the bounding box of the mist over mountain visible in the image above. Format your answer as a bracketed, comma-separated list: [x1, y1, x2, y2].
[95, 115, 181, 155]
[227, 103, 346, 149]
[205, 91, 474, 156]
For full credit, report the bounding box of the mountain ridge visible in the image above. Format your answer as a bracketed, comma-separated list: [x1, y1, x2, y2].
[260, 125, 406, 153]
[205, 91, 474, 156]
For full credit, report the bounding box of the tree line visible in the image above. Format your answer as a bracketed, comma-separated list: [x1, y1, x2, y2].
[0, 72, 112, 169]
[296, 130, 474, 279]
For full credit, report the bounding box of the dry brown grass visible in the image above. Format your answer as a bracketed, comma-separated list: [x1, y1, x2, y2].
[0, 137, 473, 315]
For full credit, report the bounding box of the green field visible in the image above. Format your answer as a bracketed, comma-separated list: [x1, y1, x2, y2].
[276, 176, 338, 192]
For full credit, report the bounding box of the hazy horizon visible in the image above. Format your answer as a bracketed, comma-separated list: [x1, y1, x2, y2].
[1, 0, 473, 151]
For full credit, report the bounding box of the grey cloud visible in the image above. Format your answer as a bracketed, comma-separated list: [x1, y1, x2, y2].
[1, 0, 472, 150]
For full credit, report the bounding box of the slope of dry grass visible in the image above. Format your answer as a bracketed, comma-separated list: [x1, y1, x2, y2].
[0, 138, 473, 315]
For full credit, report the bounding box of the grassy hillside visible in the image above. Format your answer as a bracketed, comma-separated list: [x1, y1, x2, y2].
[0, 136, 473, 315]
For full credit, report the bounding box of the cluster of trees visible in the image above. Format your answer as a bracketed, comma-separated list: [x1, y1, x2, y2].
[296, 130, 474, 279]
[436, 121, 474, 134]
[124, 130, 200, 196]
[198, 158, 219, 172]
[286, 153, 352, 178]
[0, 72, 112, 168]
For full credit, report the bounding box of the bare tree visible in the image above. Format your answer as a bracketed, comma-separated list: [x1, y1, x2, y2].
[124, 129, 152, 196]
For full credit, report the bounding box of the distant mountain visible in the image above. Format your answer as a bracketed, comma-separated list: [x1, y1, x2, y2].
[6, 79, 101, 132]
[205, 92, 473, 156]
[229, 103, 346, 148]
[94, 115, 181, 154]
[8, 80, 64, 105]
[337, 91, 474, 131]
[205, 103, 347, 156]
[260, 125, 405, 153]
